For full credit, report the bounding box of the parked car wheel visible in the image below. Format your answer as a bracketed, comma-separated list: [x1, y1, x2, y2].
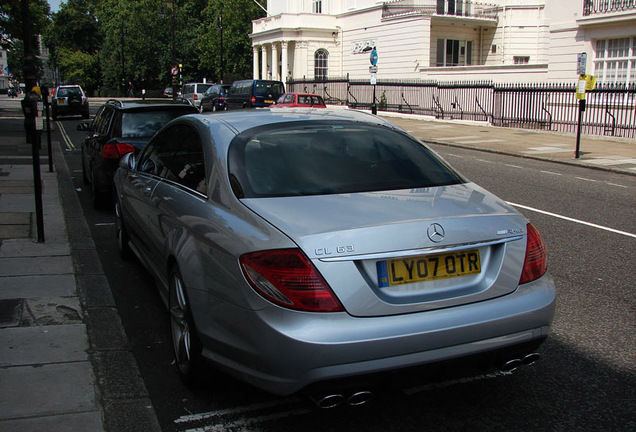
[170, 266, 203, 383]
[81, 150, 89, 185]
[115, 198, 132, 260]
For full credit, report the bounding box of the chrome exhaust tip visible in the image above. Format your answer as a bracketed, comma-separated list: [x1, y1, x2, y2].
[314, 394, 345, 409]
[500, 358, 522, 373]
[522, 352, 541, 366]
[347, 390, 373, 406]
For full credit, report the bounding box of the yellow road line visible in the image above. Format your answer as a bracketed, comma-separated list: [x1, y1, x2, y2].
[57, 121, 75, 150]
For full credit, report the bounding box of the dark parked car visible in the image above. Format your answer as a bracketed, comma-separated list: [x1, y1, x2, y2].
[79, 99, 198, 208]
[224, 79, 284, 109]
[199, 83, 231, 112]
[52, 85, 89, 120]
[113, 109, 555, 403]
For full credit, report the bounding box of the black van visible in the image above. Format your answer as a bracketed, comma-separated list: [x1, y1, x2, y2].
[225, 80, 285, 109]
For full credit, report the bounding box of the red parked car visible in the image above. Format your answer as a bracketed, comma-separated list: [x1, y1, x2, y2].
[272, 92, 327, 108]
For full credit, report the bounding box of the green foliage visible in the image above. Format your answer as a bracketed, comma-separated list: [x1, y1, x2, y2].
[199, 0, 265, 83]
[0, 0, 51, 50]
[44, 0, 101, 54]
[57, 48, 100, 95]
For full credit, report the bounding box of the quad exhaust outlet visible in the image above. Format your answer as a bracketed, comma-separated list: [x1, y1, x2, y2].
[500, 352, 541, 373]
[312, 390, 374, 409]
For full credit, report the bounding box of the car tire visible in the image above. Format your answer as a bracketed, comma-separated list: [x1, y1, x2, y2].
[90, 167, 105, 210]
[81, 150, 89, 185]
[169, 266, 203, 383]
[115, 197, 132, 260]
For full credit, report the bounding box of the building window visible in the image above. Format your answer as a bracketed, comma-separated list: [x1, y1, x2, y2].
[436, 0, 471, 16]
[514, 56, 530, 65]
[313, 0, 322, 14]
[436, 39, 473, 67]
[314, 49, 328, 80]
[594, 37, 635, 85]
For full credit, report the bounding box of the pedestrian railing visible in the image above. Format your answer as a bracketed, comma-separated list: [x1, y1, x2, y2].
[287, 77, 636, 139]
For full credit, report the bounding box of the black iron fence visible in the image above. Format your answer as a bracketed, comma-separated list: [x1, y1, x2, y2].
[287, 77, 636, 139]
[583, 0, 636, 16]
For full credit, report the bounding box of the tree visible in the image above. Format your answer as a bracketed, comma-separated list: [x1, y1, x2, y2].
[199, 0, 265, 83]
[0, 0, 51, 50]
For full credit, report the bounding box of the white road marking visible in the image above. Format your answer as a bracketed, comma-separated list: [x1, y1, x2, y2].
[575, 177, 598, 182]
[95, 223, 115, 226]
[505, 164, 523, 169]
[58, 122, 75, 150]
[606, 182, 628, 188]
[507, 202, 636, 239]
[455, 138, 506, 144]
[540, 171, 562, 176]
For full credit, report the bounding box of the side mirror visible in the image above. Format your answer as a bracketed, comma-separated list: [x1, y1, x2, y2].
[120, 152, 136, 171]
[77, 120, 91, 131]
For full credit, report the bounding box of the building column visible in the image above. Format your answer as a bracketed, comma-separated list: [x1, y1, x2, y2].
[253, 45, 260, 79]
[271, 43, 279, 81]
[281, 41, 289, 83]
[261, 45, 268, 81]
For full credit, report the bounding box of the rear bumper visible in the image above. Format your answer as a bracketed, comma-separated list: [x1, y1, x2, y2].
[191, 274, 556, 395]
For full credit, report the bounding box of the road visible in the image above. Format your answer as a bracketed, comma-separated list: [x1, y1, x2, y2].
[52, 113, 636, 432]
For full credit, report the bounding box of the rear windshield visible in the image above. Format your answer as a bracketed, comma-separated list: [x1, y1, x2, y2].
[121, 108, 195, 138]
[197, 84, 213, 93]
[228, 122, 464, 198]
[57, 87, 82, 97]
[254, 81, 284, 96]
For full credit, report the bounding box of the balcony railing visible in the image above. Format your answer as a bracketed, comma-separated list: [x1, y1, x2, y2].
[583, 0, 636, 16]
[382, 0, 499, 20]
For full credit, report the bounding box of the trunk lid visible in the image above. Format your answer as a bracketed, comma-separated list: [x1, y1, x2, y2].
[242, 184, 529, 316]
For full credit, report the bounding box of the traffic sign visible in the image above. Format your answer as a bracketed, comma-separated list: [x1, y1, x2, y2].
[369, 65, 378, 73]
[171, 66, 178, 76]
[577, 53, 587, 75]
[370, 73, 377, 85]
[370, 48, 378, 66]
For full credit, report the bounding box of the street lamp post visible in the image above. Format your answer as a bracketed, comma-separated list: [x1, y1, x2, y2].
[217, 10, 223, 82]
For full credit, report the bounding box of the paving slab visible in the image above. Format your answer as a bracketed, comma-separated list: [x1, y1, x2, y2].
[0, 255, 73, 276]
[0, 412, 105, 432]
[0, 274, 76, 300]
[0, 362, 97, 421]
[0, 324, 89, 366]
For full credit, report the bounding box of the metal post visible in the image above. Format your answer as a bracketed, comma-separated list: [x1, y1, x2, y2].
[42, 86, 53, 172]
[372, 84, 377, 115]
[575, 99, 585, 159]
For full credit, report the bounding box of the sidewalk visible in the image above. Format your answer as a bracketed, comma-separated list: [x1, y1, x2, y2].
[0, 117, 161, 432]
[0, 104, 633, 431]
[380, 112, 636, 176]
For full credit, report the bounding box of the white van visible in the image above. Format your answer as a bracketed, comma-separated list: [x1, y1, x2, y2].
[181, 83, 213, 110]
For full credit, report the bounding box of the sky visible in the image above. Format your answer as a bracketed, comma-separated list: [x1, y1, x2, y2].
[48, 0, 63, 13]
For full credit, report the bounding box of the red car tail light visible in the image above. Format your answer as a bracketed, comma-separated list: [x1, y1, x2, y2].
[519, 223, 548, 284]
[219, 97, 225, 102]
[251, 96, 256, 104]
[102, 143, 136, 159]
[194, 94, 198, 100]
[240, 249, 344, 312]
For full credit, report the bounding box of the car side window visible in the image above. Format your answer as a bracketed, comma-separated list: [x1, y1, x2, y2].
[91, 106, 106, 132]
[97, 108, 115, 136]
[140, 124, 207, 195]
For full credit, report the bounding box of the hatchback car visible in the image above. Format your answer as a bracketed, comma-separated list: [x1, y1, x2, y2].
[272, 92, 326, 108]
[52, 85, 89, 120]
[79, 99, 198, 208]
[114, 109, 555, 401]
[199, 83, 231, 112]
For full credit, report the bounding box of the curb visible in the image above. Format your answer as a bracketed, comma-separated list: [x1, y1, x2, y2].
[52, 137, 162, 432]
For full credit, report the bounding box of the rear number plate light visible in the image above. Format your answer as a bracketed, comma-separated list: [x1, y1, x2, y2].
[377, 249, 481, 288]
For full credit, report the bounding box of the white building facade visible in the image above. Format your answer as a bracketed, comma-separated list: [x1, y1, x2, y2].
[0, 50, 9, 89]
[250, 0, 636, 84]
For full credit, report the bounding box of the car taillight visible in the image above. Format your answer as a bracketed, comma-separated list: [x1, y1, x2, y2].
[219, 97, 225, 102]
[519, 223, 548, 284]
[251, 96, 256, 104]
[240, 249, 344, 312]
[194, 94, 198, 100]
[102, 143, 135, 159]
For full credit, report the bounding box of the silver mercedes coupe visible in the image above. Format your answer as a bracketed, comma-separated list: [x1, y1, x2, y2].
[114, 108, 556, 404]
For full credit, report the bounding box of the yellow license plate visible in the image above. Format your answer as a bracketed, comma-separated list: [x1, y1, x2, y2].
[265, 100, 274, 104]
[377, 249, 481, 287]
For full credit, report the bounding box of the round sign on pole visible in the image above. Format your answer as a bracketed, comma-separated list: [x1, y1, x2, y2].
[171, 66, 178, 76]
[370, 48, 378, 66]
